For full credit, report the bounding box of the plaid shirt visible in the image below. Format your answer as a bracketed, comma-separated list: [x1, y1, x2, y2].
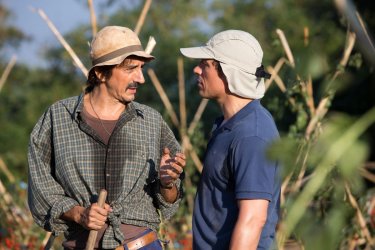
[28, 94, 183, 249]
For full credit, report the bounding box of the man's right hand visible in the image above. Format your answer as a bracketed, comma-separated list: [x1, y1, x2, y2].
[61, 203, 112, 230]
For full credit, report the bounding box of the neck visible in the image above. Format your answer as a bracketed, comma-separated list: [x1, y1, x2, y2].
[218, 95, 253, 120]
[85, 90, 125, 120]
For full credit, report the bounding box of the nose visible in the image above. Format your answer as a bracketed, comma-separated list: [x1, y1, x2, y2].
[135, 68, 145, 84]
[193, 65, 202, 75]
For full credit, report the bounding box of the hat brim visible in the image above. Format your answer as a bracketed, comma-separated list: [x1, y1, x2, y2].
[96, 50, 154, 67]
[180, 46, 214, 59]
[88, 51, 154, 76]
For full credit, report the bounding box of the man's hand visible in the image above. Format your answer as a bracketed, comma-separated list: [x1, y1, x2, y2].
[78, 203, 112, 230]
[159, 147, 186, 188]
[61, 203, 112, 230]
[159, 148, 186, 203]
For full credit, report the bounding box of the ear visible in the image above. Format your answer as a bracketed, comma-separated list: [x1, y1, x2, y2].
[94, 68, 105, 82]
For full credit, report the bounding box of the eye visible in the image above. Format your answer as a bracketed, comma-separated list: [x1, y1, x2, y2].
[122, 65, 137, 72]
[199, 60, 209, 68]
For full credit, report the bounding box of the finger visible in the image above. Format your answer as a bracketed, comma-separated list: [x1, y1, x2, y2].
[162, 168, 181, 180]
[103, 203, 113, 212]
[173, 157, 186, 170]
[175, 152, 186, 160]
[163, 147, 170, 155]
[86, 217, 106, 230]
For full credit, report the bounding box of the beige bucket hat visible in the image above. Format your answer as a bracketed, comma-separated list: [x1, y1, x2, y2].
[89, 26, 154, 73]
[180, 30, 270, 99]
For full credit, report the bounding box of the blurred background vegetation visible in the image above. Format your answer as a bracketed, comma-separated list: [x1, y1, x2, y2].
[0, 0, 374, 249]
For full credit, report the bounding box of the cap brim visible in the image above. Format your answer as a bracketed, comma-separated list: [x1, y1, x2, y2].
[180, 46, 213, 59]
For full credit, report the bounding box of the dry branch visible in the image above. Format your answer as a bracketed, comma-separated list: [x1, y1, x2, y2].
[304, 26, 309, 46]
[147, 69, 180, 127]
[34, 8, 88, 77]
[345, 183, 374, 247]
[334, 0, 375, 66]
[178, 58, 187, 134]
[181, 135, 203, 172]
[87, 0, 98, 36]
[267, 65, 296, 108]
[134, 0, 152, 35]
[0, 55, 17, 93]
[305, 30, 356, 139]
[305, 76, 315, 115]
[305, 96, 329, 140]
[0, 156, 15, 183]
[145, 36, 156, 54]
[187, 98, 209, 135]
[360, 166, 375, 183]
[339, 31, 356, 67]
[276, 29, 295, 67]
[264, 57, 286, 91]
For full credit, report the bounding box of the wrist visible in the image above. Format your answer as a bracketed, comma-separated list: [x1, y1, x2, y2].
[159, 179, 175, 189]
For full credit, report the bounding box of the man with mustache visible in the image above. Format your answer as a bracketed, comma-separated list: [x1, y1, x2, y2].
[180, 30, 280, 249]
[28, 26, 185, 250]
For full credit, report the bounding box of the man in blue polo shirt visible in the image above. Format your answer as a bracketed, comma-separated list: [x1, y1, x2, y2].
[180, 30, 280, 249]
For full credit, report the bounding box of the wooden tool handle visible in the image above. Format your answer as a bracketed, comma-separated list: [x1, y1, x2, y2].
[85, 189, 107, 250]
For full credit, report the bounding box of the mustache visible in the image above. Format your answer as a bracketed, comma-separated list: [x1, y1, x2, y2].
[127, 82, 139, 89]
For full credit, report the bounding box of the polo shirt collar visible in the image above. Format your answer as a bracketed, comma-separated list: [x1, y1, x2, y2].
[214, 99, 261, 133]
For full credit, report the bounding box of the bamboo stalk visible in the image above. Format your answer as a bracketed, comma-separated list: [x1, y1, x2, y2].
[276, 29, 295, 67]
[181, 166, 194, 214]
[289, 143, 311, 193]
[267, 66, 287, 93]
[345, 183, 374, 247]
[34, 8, 88, 77]
[178, 58, 187, 135]
[356, 11, 375, 56]
[147, 69, 180, 127]
[267, 65, 296, 107]
[339, 31, 356, 67]
[265, 57, 286, 91]
[181, 135, 203, 172]
[87, 0, 97, 36]
[306, 30, 356, 139]
[305, 96, 330, 139]
[0, 55, 17, 93]
[0, 156, 15, 183]
[187, 98, 209, 135]
[134, 0, 152, 35]
[304, 26, 309, 47]
[145, 36, 156, 54]
[305, 76, 315, 115]
[359, 167, 375, 183]
[334, 0, 375, 65]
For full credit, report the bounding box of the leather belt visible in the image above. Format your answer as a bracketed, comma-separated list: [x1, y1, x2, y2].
[115, 230, 158, 250]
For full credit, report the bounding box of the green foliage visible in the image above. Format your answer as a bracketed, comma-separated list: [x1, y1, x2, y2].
[0, 4, 28, 51]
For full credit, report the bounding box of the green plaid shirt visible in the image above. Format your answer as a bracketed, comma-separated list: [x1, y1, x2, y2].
[28, 94, 183, 249]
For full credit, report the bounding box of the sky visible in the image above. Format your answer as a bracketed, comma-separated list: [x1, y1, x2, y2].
[4, 0, 111, 67]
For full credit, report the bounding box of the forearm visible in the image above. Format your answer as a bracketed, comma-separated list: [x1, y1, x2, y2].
[60, 205, 85, 224]
[230, 199, 268, 250]
[229, 219, 264, 250]
[160, 182, 179, 203]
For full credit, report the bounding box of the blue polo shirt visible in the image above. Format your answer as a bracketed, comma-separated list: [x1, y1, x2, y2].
[193, 99, 280, 250]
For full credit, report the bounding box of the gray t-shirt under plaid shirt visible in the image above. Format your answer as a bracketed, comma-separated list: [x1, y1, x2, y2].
[27, 94, 183, 249]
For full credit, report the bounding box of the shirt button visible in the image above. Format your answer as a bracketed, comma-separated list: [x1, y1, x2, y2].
[106, 174, 110, 177]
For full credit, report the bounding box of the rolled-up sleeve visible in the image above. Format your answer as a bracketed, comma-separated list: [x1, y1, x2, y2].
[27, 108, 79, 234]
